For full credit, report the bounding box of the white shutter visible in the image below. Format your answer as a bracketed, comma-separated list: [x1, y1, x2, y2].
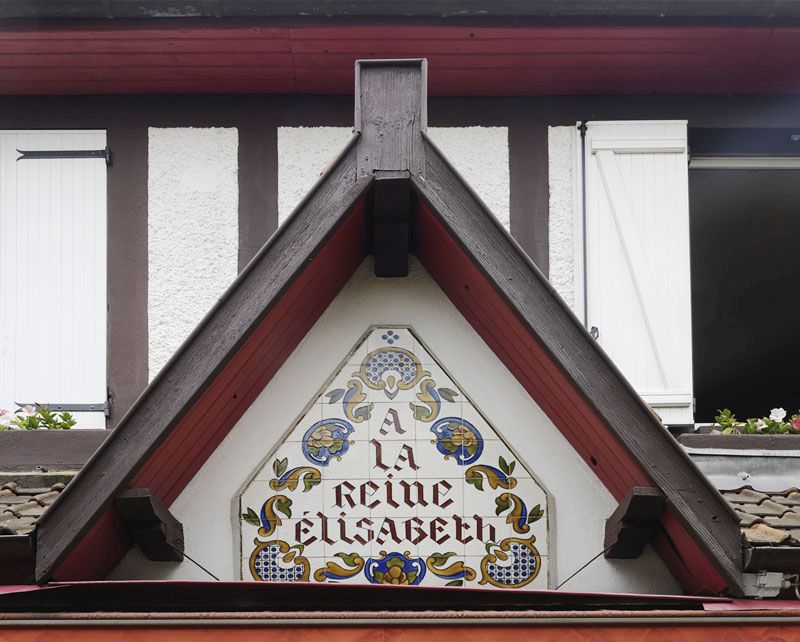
[584, 121, 693, 425]
[0, 131, 107, 428]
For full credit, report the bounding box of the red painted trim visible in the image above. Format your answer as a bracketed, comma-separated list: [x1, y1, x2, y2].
[1, 625, 798, 641]
[414, 199, 729, 594]
[1, 23, 799, 95]
[53, 200, 367, 581]
[415, 200, 649, 500]
[51, 193, 728, 591]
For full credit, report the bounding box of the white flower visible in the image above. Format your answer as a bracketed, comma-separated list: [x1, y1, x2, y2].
[21, 405, 35, 416]
[755, 419, 768, 433]
[770, 407, 787, 422]
[0, 410, 12, 427]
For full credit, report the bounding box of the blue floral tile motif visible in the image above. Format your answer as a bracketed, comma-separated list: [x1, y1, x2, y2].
[430, 417, 484, 465]
[301, 418, 355, 466]
[365, 551, 426, 585]
[240, 326, 550, 589]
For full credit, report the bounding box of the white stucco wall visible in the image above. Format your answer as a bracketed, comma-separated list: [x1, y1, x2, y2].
[277, 126, 509, 229]
[548, 125, 579, 312]
[147, 127, 239, 379]
[112, 258, 679, 596]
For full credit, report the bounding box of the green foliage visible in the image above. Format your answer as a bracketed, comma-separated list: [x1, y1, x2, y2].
[0, 404, 76, 431]
[713, 407, 800, 435]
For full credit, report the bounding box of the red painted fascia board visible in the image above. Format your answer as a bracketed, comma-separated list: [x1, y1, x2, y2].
[413, 198, 729, 594]
[1, 22, 800, 95]
[52, 199, 368, 581]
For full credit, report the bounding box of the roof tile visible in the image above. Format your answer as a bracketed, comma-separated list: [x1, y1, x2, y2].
[723, 488, 770, 504]
[0, 478, 68, 536]
[742, 523, 793, 545]
[724, 487, 800, 550]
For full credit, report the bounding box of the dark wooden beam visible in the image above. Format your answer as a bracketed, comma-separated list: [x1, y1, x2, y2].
[34, 136, 370, 583]
[372, 172, 411, 277]
[413, 134, 744, 595]
[355, 59, 427, 182]
[0, 430, 107, 473]
[604, 487, 666, 559]
[114, 488, 184, 562]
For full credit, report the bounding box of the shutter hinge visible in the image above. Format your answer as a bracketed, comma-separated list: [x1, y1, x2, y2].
[16, 147, 112, 166]
[590, 326, 600, 340]
[15, 401, 110, 417]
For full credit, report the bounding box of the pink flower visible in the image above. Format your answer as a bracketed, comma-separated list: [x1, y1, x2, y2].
[21, 405, 35, 416]
[792, 415, 800, 430]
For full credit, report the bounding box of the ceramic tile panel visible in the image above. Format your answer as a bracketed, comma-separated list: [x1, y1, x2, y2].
[239, 326, 550, 588]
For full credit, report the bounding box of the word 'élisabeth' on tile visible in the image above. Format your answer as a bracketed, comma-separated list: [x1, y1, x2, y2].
[239, 327, 550, 589]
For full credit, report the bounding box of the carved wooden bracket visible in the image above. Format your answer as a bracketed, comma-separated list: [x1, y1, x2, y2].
[114, 488, 184, 562]
[604, 486, 666, 559]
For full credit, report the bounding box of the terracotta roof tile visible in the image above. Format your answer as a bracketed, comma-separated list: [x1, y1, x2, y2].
[724, 487, 800, 549]
[723, 488, 771, 504]
[765, 513, 800, 528]
[742, 523, 794, 545]
[0, 478, 68, 536]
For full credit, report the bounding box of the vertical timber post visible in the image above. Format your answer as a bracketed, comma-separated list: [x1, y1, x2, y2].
[355, 59, 427, 277]
[354, 59, 427, 180]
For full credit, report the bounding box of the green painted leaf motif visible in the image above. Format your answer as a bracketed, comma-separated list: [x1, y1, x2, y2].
[274, 457, 288, 477]
[484, 541, 497, 554]
[354, 404, 373, 421]
[495, 494, 511, 516]
[438, 388, 459, 403]
[429, 552, 456, 567]
[441, 438, 458, 453]
[386, 557, 405, 569]
[325, 389, 346, 404]
[406, 571, 418, 583]
[335, 552, 361, 567]
[373, 570, 385, 583]
[508, 461, 516, 475]
[498, 456, 510, 475]
[410, 403, 428, 421]
[466, 442, 478, 457]
[329, 437, 345, 454]
[445, 580, 464, 587]
[527, 504, 545, 524]
[276, 498, 293, 519]
[303, 475, 321, 492]
[242, 508, 260, 526]
[292, 544, 305, 555]
[465, 475, 484, 492]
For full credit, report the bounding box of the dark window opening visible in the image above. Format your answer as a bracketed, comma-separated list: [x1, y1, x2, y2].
[689, 132, 800, 422]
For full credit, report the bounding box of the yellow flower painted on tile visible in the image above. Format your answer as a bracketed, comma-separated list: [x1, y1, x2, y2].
[450, 424, 478, 448]
[308, 426, 336, 451]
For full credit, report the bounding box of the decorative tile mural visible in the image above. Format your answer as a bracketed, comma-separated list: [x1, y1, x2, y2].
[239, 327, 550, 588]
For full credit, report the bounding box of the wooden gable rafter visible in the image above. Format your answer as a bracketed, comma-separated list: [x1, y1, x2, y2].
[32, 59, 744, 596]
